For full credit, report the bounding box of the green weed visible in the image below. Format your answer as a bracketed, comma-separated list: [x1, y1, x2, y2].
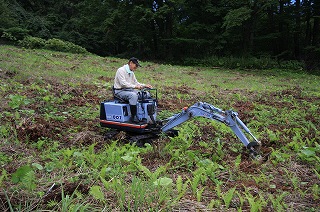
[244, 188, 267, 212]
[8, 94, 31, 109]
[222, 187, 236, 208]
[0, 170, 8, 187]
[268, 192, 288, 211]
[298, 144, 320, 164]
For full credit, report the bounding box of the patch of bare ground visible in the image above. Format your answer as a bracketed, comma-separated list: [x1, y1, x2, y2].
[0, 68, 18, 79]
[158, 84, 207, 110]
[0, 181, 91, 211]
[42, 182, 90, 205]
[171, 199, 209, 211]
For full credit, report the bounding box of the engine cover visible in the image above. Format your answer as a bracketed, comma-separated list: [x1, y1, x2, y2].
[100, 99, 157, 133]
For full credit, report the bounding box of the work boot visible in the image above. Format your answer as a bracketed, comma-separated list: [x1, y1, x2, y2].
[130, 105, 140, 123]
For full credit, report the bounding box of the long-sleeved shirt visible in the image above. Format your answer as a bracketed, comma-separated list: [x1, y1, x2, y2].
[114, 64, 144, 89]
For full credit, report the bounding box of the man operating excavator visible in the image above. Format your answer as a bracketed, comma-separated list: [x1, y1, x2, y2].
[102, 58, 261, 157]
[113, 57, 152, 123]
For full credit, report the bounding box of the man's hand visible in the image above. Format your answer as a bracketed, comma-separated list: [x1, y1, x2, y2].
[135, 84, 152, 89]
[135, 85, 143, 89]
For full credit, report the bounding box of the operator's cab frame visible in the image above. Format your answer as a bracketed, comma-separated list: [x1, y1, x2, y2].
[112, 86, 157, 103]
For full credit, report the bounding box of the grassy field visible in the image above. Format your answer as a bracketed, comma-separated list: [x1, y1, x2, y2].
[0, 45, 319, 211]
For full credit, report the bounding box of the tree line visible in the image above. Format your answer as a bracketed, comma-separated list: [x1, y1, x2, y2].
[1, 0, 319, 71]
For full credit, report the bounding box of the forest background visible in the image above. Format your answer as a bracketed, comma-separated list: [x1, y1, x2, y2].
[0, 0, 319, 73]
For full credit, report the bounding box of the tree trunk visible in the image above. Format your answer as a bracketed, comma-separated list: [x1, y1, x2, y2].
[304, 0, 312, 46]
[278, 0, 285, 56]
[294, 0, 301, 59]
[312, 0, 320, 46]
[267, 4, 277, 55]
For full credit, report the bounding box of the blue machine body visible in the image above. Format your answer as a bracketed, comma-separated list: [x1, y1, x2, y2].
[102, 100, 157, 123]
[103, 101, 131, 122]
[100, 89, 158, 133]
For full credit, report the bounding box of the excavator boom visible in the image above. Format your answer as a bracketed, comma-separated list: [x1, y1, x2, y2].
[161, 102, 260, 155]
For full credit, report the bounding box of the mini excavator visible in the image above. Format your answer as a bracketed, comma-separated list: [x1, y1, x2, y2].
[100, 88, 261, 157]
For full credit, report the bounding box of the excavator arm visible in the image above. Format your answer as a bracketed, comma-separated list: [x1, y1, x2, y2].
[161, 102, 261, 156]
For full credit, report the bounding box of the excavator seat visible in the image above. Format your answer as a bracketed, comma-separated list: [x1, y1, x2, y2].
[112, 86, 128, 103]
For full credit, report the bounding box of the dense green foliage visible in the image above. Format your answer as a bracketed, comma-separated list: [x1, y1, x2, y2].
[18, 37, 88, 54]
[0, 0, 319, 72]
[0, 45, 319, 211]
